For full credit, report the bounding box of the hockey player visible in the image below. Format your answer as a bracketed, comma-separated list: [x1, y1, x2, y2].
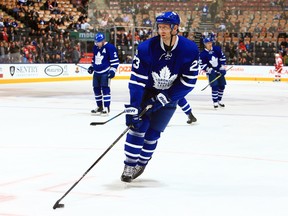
[199, 36, 227, 108]
[177, 98, 197, 124]
[88, 32, 119, 115]
[121, 11, 199, 182]
[273, 53, 283, 82]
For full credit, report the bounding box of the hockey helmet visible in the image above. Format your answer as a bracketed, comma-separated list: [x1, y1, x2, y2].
[275, 53, 280, 58]
[156, 11, 180, 26]
[95, 32, 105, 43]
[203, 37, 213, 44]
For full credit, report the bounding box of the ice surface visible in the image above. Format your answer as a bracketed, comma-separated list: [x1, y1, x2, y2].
[0, 79, 288, 216]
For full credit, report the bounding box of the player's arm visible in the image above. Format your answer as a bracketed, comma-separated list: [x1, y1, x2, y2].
[199, 54, 212, 74]
[107, 45, 120, 78]
[167, 57, 199, 101]
[218, 48, 227, 74]
[109, 45, 120, 72]
[128, 50, 149, 108]
[88, 46, 97, 74]
[219, 48, 226, 66]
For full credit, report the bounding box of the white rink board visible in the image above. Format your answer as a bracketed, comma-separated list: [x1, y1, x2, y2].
[0, 64, 287, 83]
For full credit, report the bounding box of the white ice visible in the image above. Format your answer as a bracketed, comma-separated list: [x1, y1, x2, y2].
[0, 79, 288, 216]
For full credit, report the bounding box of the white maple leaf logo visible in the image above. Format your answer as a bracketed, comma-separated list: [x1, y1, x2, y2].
[209, 56, 218, 68]
[152, 66, 177, 90]
[95, 52, 104, 65]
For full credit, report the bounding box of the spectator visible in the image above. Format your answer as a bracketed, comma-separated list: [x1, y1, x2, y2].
[142, 15, 152, 27]
[80, 18, 91, 30]
[0, 18, 4, 27]
[114, 13, 123, 23]
[71, 43, 80, 63]
[18, 0, 27, 5]
[209, 0, 218, 20]
[201, 3, 209, 22]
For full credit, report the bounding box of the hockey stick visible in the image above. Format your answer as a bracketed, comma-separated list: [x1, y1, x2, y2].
[201, 66, 233, 91]
[75, 64, 89, 71]
[53, 105, 152, 210]
[90, 111, 125, 126]
[201, 74, 222, 91]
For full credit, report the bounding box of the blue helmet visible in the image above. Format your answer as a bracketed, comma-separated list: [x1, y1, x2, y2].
[156, 11, 180, 26]
[203, 37, 213, 44]
[95, 32, 105, 43]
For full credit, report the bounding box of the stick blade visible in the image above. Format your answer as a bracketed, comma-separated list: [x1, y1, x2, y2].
[53, 200, 65, 209]
[201, 86, 208, 91]
[90, 122, 106, 126]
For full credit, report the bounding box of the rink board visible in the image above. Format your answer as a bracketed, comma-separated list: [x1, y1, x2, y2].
[0, 64, 287, 84]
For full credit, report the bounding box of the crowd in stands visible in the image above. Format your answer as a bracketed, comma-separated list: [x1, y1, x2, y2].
[0, 0, 287, 66]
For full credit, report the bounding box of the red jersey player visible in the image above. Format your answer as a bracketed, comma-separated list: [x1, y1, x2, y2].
[274, 53, 283, 82]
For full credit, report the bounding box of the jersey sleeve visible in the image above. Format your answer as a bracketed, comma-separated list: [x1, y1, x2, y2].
[128, 45, 149, 108]
[108, 44, 119, 72]
[218, 46, 226, 67]
[167, 55, 199, 101]
[199, 52, 211, 73]
[91, 45, 96, 65]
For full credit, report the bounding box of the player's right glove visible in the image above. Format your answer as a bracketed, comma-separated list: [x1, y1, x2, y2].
[124, 105, 142, 129]
[206, 68, 216, 75]
[88, 66, 94, 74]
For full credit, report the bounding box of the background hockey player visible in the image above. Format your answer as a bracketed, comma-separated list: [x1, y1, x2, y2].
[121, 11, 199, 182]
[199, 36, 227, 109]
[273, 53, 283, 82]
[88, 32, 119, 115]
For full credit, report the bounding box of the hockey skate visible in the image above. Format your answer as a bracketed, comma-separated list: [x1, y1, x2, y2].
[218, 101, 225, 107]
[101, 107, 110, 115]
[91, 106, 103, 114]
[187, 112, 197, 124]
[121, 165, 134, 183]
[132, 165, 146, 180]
[213, 102, 218, 109]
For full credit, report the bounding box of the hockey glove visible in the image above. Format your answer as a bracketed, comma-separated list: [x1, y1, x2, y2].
[108, 70, 115, 78]
[219, 69, 226, 75]
[148, 92, 171, 113]
[125, 105, 142, 129]
[206, 68, 216, 75]
[88, 66, 94, 74]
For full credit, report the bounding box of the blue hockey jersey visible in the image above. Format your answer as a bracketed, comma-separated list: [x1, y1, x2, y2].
[199, 46, 226, 73]
[129, 35, 199, 108]
[91, 42, 119, 74]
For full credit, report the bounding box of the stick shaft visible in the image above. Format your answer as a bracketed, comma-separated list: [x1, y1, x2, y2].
[52, 105, 151, 209]
[201, 66, 233, 91]
[76, 64, 88, 71]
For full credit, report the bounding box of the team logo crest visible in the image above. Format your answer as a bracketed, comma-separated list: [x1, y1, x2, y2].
[209, 56, 218, 67]
[152, 66, 177, 90]
[95, 52, 104, 65]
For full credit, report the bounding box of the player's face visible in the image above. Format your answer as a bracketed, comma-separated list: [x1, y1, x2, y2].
[158, 24, 172, 41]
[95, 41, 104, 48]
[204, 41, 213, 50]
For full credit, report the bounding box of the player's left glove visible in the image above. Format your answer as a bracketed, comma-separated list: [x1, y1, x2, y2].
[147, 92, 171, 113]
[108, 70, 115, 78]
[88, 66, 94, 74]
[219, 66, 226, 75]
